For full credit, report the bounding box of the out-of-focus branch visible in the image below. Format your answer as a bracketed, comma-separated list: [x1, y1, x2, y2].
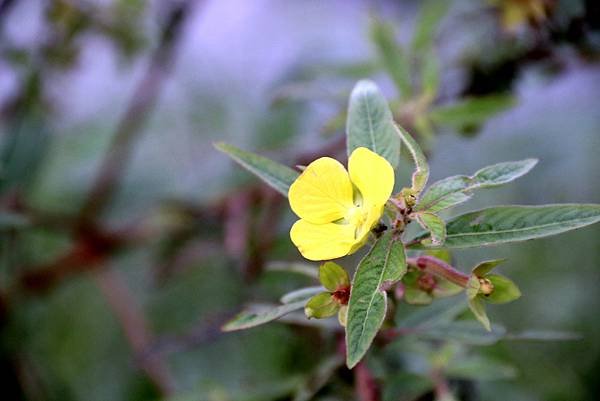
[94, 268, 176, 396]
[77, 0, 193, 225]
[354, 361, 381, 401]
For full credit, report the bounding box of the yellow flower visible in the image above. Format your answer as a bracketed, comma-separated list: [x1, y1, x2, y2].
[288, 147, 394, 261]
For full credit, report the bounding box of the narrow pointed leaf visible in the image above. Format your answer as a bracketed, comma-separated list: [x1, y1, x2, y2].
[411, 0, 449, 54]
[468, 298, 491, 331]
[370, 19, 412, 98]
[415, 212, 446, 245]
[416, 159, 537, 213]
[280, 286, 325, 304]
[473, 159, 538, 188]
[346, 232, 406, 368]
[409, 204, 600, 249]
[395, 124, 429, 193]
[346, 80, 400, 167]
[419, 321, 505, 344]
[214, 142, 299, 196]
[222, 301, 306, 331]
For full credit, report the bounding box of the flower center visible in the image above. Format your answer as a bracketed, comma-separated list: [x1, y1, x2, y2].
[346, 205, 369, 238]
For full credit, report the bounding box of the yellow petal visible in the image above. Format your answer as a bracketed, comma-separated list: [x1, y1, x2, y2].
[348, 204, 383, 254]
[288, 157, 354, 224]
[290, 219, 355, 261]
[348, 147, 394, 207]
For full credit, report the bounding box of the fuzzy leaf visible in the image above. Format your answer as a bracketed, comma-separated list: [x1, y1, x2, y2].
[319, 262, 350, 292]
[346, 80, 401, 167]
[409, 204, 600, 249]
[395, 124, 429, 193]
[346, 232, 406, 368]
[222, 301, 306, 331]
[214, 142, 299, 196]
[486, 274, 521, 304]
[415, 212, 446, 245]
[415, 159, 537, 213]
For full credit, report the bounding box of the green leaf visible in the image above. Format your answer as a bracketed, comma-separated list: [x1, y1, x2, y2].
[319, 262, 350, 292]
[415, 212, 446, 245]
[446, 356, 517, 380]
[404, 286, 433, 305]
[415, 159, 537, 213]
[370, 19, 412, 98]
[485, 274, 521, 304]
[473, 159, 538, 188]
[472, 259, 507, 277]
[396, 298, 467, 329]
[222, 301, 306, 331]
[432, 277, 463, 298]
[505, 330, 582, 342]
[409, 204, 600, 249]
[415, 176, 472, 213]
[421, 52, 440, 99]
[420, 321, 506, 344]
[346, 80, 401, 167]
[395, 124, 429, 193]
[346, 232, 406, 368]
[305, 292, 339, 319]
[468, 297, 491, 331]
[280, 286, 325, 304]
[411, 0, 449, 55]
[214, 142, 299, 196]
[428, 94, 516, 132]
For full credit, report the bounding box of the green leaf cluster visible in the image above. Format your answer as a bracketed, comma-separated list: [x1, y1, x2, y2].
[217, 79, 600, 370]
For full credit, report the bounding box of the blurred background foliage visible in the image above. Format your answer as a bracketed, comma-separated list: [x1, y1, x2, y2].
[0, 0, 599, 400]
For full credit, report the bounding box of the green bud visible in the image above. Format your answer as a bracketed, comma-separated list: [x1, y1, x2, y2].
[304, 292, 339, 319]
[319, 262, 350, 292]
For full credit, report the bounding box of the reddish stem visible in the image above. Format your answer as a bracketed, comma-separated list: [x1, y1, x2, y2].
[407, 255, 470, 288]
